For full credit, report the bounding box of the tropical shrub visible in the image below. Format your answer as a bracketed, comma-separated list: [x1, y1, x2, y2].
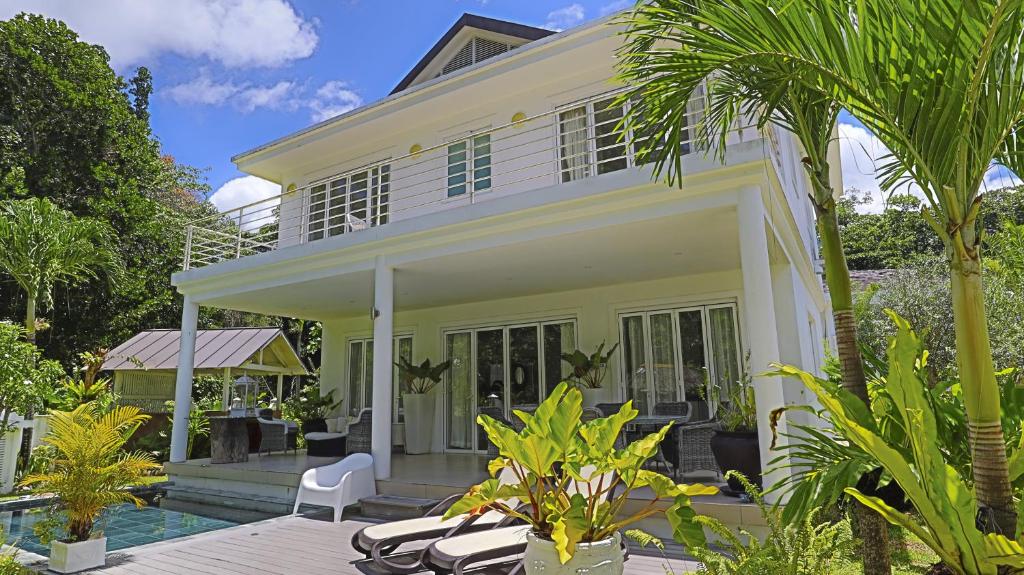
[281, 382, 341, 423]
[560, 341, 619, 389]
[444, 382, 717, 563]
[773, 313, 1024, 574]
[20, 403, 160, 543]
[0, 322, 64, 431]
[394, 357, 451, 394]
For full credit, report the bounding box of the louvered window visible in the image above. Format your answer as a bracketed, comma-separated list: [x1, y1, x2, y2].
[440, 37, 515, 76]
[306, 163, 390, 241]
[447, 134, 492, 198]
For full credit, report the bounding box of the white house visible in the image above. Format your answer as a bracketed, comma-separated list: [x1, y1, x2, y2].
[167, 12, 838, 489]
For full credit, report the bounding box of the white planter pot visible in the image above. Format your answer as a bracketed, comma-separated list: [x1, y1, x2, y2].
[49, 537, 106, 573]
[524, 531, 623, 575]
[403, 393, 435, 454]
[581, 386, 604, 407]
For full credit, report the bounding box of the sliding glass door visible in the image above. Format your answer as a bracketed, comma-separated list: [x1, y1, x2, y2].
[619, 304, 741, 415]
[444, 319, 576, 452]
[347, 335, 412, 420]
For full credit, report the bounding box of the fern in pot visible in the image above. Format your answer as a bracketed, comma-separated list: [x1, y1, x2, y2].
[445, 382, 718, 574]
[21, 403, 160, 573]
[560, 341, 618, 404]
[395, 358, 450, 454]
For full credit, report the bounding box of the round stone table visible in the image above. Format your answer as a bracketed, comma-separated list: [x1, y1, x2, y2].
[209, 416, 250, 463]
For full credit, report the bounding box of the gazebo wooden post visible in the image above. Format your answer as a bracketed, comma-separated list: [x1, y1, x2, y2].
[221, 367, 232, 409]
[276, 374, 284, 411]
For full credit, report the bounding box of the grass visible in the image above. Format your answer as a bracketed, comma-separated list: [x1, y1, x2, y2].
[832, 528, 941, 574]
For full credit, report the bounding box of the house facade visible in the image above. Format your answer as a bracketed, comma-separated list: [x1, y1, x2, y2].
[168, 12, 839, 486]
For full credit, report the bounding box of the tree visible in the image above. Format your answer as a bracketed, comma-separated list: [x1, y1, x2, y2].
[618, 2, 891, 571]
[0, 322, 64, 433]
[0, 197, 119, 343]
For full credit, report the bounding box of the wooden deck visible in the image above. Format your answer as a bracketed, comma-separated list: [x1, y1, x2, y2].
[29, 513, 701, 574]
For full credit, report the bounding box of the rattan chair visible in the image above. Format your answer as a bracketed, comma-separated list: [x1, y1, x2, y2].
[346, 408, 373, 454]
[672, 421, 720, 478]
[594, 402, 626, 417]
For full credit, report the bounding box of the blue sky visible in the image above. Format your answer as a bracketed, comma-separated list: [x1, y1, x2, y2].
[1, 0, 1018, 213]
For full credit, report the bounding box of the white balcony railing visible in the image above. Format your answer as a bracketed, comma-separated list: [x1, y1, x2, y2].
[183, 90, 741, 271]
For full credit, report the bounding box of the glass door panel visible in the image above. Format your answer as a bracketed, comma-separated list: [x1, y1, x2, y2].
[508, 326, 540, 413]
[621, 315, 648, 415]
[347, 341, 364, 417]
[542, 322, 576, 395]
[678, 310, 709, 400]
[649, 312, 680, 407]
[445, 332, 473, 450]
[476, 329, 505, 451]
[708, 306, 741, 400]
[393, 337, 413, 423]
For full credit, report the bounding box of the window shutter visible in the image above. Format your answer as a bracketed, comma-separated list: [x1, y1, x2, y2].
[441, 37, 515, 77]
[442, 40, 476, 75]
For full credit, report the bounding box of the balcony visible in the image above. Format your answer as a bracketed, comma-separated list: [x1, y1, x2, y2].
[183, 91, 756, 271]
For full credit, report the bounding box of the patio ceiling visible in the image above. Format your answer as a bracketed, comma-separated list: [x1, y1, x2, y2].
[196, 206, 745, 320]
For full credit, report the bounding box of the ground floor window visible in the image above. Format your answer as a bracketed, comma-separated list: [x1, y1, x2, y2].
[347, 335, 412, 420]
[444, 319, 576, 452]
[619, 303, 741, 415]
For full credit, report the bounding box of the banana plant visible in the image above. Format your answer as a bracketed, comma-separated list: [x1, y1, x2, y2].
[443, 382, 717, 563]
[773, 313, 1024, 574]
[394, 357, 451, 394]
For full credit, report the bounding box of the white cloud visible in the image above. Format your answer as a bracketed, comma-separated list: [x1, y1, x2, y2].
[164, 73, 359, 121]
[599, 0, 633, 16]
[837, 121, 923, 213]
[210, 176, 280, 218]
[308, 81, 363, 122]
[545, 4, 585, 31]
[0, 0, 318, 69]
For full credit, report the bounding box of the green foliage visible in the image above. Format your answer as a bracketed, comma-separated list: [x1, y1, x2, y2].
[394, 357, 451, 394]
[281, 382, 341, 423]
[20, 403, 160, 543]
[560, 341, 619, 389]
[0, 527, 22, 575]
[0, 322, 64, 431]
[714, 356, 756, 432]
[693, 474, 853, 575]
[443, 382, 718, 563]
[774, 313, 1024, 574]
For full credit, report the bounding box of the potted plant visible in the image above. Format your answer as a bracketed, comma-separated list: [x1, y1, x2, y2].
[708, 367, 761, 495]
[282, 383, 341, 436]
[395, 357, 451, 454]
[445, 382, 718, 574]
[560, 341, 619, 404]
[21, 402, 160, 573]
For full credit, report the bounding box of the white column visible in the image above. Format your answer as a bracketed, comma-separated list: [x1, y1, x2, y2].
[371, 257, 394, 479]
[170, 296, 200, 463]
[221, 367, 232, 410]
[276, 374, 284, 412]
[737, 187, 789, 491]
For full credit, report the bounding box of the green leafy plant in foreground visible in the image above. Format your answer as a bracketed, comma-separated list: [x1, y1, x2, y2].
[443, 382, 718, 563]
[773, 312, 1024, 574]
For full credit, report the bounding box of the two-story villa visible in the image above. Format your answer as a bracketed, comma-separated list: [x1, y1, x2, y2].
[164, 12, 837, 509]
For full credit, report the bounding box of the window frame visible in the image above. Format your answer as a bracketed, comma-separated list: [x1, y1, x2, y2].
[304, 161, 391, 242]
[446, 132, 492, 199]
[345, 333, 414, 420]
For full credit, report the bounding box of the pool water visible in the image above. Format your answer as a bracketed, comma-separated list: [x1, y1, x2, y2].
[2, 503, 239, 557]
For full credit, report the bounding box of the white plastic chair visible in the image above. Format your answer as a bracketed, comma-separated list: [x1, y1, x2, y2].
[292, 453, 376, 522]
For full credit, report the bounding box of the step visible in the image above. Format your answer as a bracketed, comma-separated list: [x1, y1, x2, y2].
[159, 496, 279, 524]
[359, 495, 439, 520]
[163, 484, 295, 516]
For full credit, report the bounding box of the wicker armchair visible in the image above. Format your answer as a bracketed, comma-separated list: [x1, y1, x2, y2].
[594, 402, 626, 417]
[581, 407, 602, 422]
[345, 408, 373, 455]
[257, 409, 298, 454]
[671, 421, 720, 478]
[653, 400, 711, 423]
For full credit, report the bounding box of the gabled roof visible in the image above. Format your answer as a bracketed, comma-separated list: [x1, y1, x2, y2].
[102, 328, 306, 375]
[391, 13, 555, 95]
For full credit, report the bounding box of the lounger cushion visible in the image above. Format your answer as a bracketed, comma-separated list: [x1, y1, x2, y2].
[356, 510, 505, 551]
[427, 525, 532, 571]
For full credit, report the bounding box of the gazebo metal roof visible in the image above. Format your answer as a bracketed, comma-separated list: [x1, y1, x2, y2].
[102, 328, 306, 375]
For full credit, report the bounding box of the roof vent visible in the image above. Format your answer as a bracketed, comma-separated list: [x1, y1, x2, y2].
[440, 37, 515, 76]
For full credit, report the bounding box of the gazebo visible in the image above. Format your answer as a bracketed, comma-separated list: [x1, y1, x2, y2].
[102, 327, 307, 413]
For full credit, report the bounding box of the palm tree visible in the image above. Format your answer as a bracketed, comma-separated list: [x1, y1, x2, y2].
[0, 197, 119, 343]
[617, 3, 890, 571]
[619, 0, 1024, 537]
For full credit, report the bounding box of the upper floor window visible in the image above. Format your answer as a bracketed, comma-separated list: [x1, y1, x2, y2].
[447, 134, 492, 198]
[557, 93, 688, 183]
[307, 163, 390, 242]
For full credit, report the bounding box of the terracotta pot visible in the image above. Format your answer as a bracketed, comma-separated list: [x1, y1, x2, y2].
[524, 531, 623, 575]
[710, 429, 761, 495]
[49, 537, 106, 573]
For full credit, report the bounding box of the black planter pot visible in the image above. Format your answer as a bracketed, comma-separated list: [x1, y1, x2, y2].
[301, 418, 327, 435]
[709, 429, 761, 496]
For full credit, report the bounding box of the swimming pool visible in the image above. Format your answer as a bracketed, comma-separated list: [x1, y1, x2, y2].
[1, 503, 239, 557]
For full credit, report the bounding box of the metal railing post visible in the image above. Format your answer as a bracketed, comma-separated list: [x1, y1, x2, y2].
[236, 207, 243, 258]
[183, 225, 194, 270]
